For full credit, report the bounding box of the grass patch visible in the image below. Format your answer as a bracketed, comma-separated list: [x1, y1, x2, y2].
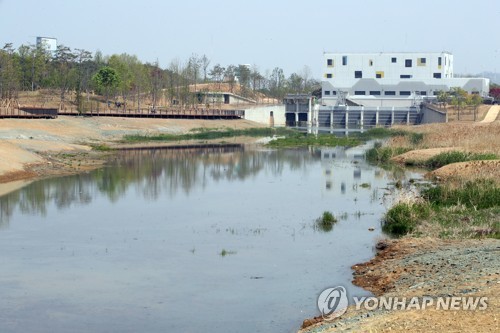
[315, 211, 338, 232]
[267, 133, 360, 148]
[423, 151, 497, 169]
[220, 249, 237, 257]
[354, 128, 424, 145]
[384, 179, 500, 238]
[123, 127, 295, 143]
[90, 143, 113, 151]
[422, 179, 500, 210]
[366, 142, 412, 163]
[383, 201, 431, 235]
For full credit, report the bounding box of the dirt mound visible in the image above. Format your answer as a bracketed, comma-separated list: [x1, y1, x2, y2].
[391, 147, 462, 164]
[427, 160, 500, 183]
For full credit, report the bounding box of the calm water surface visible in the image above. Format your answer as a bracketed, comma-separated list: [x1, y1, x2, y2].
[0, 145, 417, 333]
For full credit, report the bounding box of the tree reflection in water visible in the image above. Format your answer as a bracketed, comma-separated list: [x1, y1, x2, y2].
[0, 145, 312, 226]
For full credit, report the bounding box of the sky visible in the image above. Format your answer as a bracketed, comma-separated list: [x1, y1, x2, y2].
[1, 0, 499, 79]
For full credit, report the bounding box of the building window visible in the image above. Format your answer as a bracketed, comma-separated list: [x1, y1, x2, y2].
[370, 91, 381, 96]
[326, 73, 333, 79]
[354, 91, 366, 95]
[417, 58, 426, 66]
[354, 71, 362, 78]
[420, 91, 427, 96]
[332, 91, 337, 96]
[327, 59, 333, 67]
[376, 71, 384, 79]
[324, 90, 331, 96]
[438, 57, 442, 69]
[405, 59, 412, 67]
[369, 59, 373, 66]
[391, 57, 397, 63]
[400, 74, 412, 79]
[400, 91, 411, 96]
[384, 91, 396, 96]
[433, 73, 442, 79]
[342, 56, 348, 66]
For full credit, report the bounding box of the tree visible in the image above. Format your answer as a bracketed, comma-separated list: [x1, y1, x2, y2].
[53, 44, 77, 104]
[225, 65, 236, 93]
[92, 66, 120, 108]
[209, 64, 225, 90]
[0, 43, 20, 99]
[269, 67, 285, 99]
[450, 87, 468, 120]
[287, 73, 304, 93]
[74, 48, 93, 112]
[236, 65, 251, 95]
[200, 54, 210, 83]
[490, 86, 500, 100]
[436, 90, 449, 108]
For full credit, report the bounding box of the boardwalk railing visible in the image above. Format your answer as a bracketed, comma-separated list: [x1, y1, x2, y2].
[1, 106, 245, 120]
[0, 106, 58, 119]
[59, 107, 245, 119]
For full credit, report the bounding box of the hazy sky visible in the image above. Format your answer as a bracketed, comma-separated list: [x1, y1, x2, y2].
[1, 0, 499, 78]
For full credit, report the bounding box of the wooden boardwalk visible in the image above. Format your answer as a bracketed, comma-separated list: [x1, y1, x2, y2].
[0, 107, 58, 119]
[0, 107, 245, 120]
[59, 108, 245, 119]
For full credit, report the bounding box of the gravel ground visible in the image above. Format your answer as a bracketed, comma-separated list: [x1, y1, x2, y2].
[300, 238, 500, 332]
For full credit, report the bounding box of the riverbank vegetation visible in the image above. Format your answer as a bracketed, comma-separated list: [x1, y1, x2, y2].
[123, 127, 294, 143]
[315, 211, 338, 232]
[383, 179, 500, 239]
[367, 123, 500, 240]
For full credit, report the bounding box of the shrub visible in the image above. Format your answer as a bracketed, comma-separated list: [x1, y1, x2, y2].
[315, 211, 338, 232]
[383, 201, 431, 235]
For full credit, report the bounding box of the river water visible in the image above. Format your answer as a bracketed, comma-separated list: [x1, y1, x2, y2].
[0, 145, 416, 333]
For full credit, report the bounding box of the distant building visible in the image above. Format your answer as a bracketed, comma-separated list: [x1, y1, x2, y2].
[321, 52, 490, 107]
[36, 37, 57, 53]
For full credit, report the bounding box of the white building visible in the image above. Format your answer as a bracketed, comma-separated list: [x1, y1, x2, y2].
[36, 37, 57, 53]
[321, 52, 490, 107]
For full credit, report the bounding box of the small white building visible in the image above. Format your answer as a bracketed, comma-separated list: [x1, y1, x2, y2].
[322, 52, 490, 107]
[36, 36, 57, 53]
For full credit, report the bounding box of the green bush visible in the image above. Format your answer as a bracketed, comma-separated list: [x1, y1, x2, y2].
[383, 202, 431, 235]
[315, 211, 338, 232]
[366, 144, 411, 163]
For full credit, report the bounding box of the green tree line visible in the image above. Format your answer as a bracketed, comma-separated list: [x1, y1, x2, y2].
[0, 42, 319, 110]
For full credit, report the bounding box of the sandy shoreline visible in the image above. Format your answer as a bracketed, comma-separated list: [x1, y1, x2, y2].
[0, 116, 265, 186]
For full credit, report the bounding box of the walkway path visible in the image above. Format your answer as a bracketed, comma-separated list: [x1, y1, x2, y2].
[481, 105, 500, 123]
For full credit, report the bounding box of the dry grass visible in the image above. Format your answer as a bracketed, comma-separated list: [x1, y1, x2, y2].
[392, 122, 500, 155]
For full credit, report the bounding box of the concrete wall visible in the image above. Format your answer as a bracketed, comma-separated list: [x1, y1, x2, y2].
[420, 105, 447, 123]
[243, 105, 286, 127]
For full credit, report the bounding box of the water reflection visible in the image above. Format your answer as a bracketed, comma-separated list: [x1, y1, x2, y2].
[1, 145, 314, 226]
[0, 144, 410, 228]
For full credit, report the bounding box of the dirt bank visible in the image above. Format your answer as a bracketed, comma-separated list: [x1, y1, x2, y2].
[300, 120, 499, 332]
[300, 238, 499, 332]
[0, 116, 264, 183]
